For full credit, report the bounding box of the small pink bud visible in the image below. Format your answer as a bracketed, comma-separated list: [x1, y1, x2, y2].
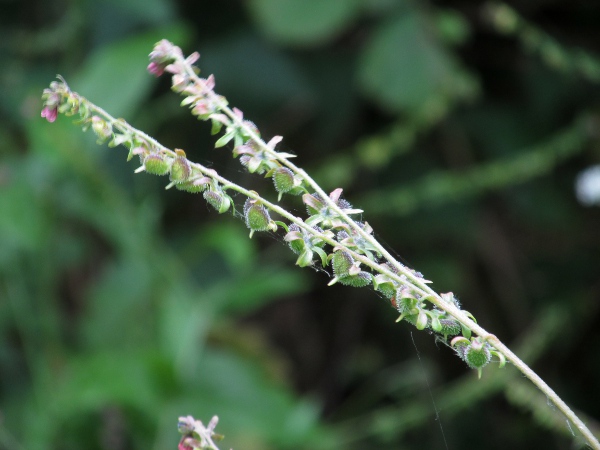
[41, 106, 58, 123]
[147, 62, 165, 77]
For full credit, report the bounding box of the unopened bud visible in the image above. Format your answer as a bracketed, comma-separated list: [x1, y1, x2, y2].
[338, 272, 372, 288]
[273, 167, 294, 194]
[244, 199, 272, 234]
[332, 251, 354, 278]
[144, 154, 170, 176]
[203, 191, 231, 214]
[170, 150, 191, 183]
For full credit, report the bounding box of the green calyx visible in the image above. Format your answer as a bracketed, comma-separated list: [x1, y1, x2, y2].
[203, 191, 231, 214]
[170, 151, 191, 183]
[175, 180, 206, 193]
[338, 272, 372, 288]
[332, 251, 354, 278]
[465, 343, 491, 369]
[244, 199, 272, 234]
[144, 154, 170, 176]
[273, 167, 294, 194]
[439, 319, 462, 338]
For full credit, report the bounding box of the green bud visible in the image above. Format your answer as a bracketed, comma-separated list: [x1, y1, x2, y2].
[170, 149, 191, 183]
[338, 272, 372, 288]
[176, 180, 206, 193]
[332, 251, 354, 278]
[273, 167, 294, 194]
[144, 154, 170, 176]
[203, 191, 231, 214]
[439, 319, 461, 338]
[244, 199, 271, 233]
[464, 341, 491, 370]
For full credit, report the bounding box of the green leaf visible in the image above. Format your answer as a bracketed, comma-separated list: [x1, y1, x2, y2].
[357, 11, 477, 118]
[247, 0, 362, 46]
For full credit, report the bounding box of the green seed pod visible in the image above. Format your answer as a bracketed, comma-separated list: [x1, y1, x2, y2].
[176, 180, 205, 193]
[144, 154, 170, 176]
[338, 272, 372, 288]
[170, 149, 191, 183]
[244, 199, 271, 232]
[439, 319, 462, 338]
[332, 251, 354, 278]
[203, 191, 231, 214]
[464, 341, 491, 369]
[273, 167, 294, 194]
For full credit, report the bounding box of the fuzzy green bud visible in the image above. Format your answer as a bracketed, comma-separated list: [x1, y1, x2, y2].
[203, 191, 231, 213]
[176, 180, 205, 193]
[332, 251, 354, 278]
[439, 319, 462, 338]
[170, 149, 191, 183]
[244, 198, 272, 234]
[338, 272, 372, 288]
[144, 154, 170, 176]
[464, 341, 491, 370]
[273, 167, 294, 194]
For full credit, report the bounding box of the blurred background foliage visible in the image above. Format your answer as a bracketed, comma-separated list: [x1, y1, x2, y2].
[1, 0, 599, 449]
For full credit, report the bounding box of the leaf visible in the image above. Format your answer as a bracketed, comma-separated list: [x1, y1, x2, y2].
[357, 11, 478, 119]
[247, 0, 362, 46]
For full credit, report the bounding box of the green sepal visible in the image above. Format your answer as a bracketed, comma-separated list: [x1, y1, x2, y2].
[313, 247, 329, 268]
[296, 249, 314, 267]
[215, 130, 235, 148]
[211, 119, 224, 135]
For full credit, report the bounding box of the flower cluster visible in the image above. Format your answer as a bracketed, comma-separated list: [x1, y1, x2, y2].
[40, 39, 600, 450]
[177, 415, 223, 450]
[41, 40, 502, 380]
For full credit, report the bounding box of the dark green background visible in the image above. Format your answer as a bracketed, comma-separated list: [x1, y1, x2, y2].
[1, 0, 599, 449]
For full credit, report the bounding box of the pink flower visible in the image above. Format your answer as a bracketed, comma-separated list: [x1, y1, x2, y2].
[147, 62, 165, 77]
[41, 106, 58, 123]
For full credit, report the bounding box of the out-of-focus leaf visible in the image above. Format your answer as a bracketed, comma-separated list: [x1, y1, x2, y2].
[218, 265, 310, 315]
[101, 0, 175, 25]
[247, 0, 362, 46]
[435, 9, 471, 46]
[361, 116, 587, 216]
[0, 160, 50, 261]
[357, 11, 478, 119]
[73, 24, 192, 118]
[79, 259, 156, 350]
